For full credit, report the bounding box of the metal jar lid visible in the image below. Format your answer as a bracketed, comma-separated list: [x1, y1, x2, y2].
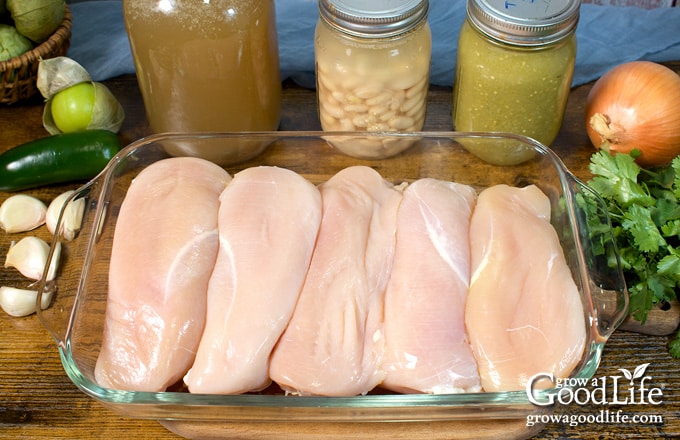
[467, 0, 581, 46]
[318, 0, 429, 38]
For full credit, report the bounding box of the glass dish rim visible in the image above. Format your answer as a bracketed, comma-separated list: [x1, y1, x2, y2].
[37, 130, 626, 416]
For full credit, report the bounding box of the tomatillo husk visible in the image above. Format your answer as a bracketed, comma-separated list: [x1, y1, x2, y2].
[38, 57, 125, 134]
[37, 56, 92, 98]
[0, 24, 33, 62]
[6, 0, 64, 43]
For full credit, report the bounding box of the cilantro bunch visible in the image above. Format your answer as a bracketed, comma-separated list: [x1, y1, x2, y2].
[586, 150, 680, 358]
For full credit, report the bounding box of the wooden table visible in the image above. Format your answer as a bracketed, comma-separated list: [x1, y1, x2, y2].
[1, 62, 679, 439]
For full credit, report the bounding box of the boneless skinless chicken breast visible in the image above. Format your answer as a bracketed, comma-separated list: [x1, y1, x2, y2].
[465, 184, 586, 392]
[184, 166, 322, 394]
[269, 166, 404, 396]
[382, 178, 481, 394]
[95, 157, 231, 392]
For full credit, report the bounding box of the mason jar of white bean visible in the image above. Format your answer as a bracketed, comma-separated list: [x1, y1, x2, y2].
[315, 0, 431, 159]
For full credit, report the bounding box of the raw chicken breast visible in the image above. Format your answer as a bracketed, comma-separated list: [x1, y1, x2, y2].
[184, 166, 322, 394]
[382, 178, 481, 394]
[465, 184, 586, 392]
[95, 157, 231, 392]
[269, 166, 404, 396]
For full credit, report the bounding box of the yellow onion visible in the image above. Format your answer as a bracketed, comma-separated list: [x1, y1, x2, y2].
[37, 56, 125, 134]
[585, 61, 680, 168]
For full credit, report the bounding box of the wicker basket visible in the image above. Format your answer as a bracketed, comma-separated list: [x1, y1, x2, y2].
[0, 5, 73, 105]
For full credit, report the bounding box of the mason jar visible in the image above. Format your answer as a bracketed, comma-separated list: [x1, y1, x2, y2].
[452, 0, 579, 165]
[315, 0, 431, 159]
[123, 0, 281, 164]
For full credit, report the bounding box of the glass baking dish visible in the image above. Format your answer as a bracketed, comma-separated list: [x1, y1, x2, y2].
[36, 132, 628, 440]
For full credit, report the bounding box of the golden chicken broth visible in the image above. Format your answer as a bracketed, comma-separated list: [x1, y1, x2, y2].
[123, 0, 281, 134]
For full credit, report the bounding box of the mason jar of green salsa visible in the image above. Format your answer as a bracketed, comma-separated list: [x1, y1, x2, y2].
[452, 0, 579, 165]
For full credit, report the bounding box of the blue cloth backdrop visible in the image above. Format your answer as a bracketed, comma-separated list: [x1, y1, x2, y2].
[67, 0, 680, 88]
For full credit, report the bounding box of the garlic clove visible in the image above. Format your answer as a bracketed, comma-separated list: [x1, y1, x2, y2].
[4, 237, 61, 281]
[0, 286, 54, 317]
[0, 194, 47, 233]
[46, 241, 62, 281]
[46, 190, 85, 240]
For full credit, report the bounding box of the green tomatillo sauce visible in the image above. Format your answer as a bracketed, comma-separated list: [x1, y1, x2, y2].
[452, 19, 576, 165]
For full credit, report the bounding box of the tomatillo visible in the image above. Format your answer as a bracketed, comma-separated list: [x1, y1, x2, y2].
[50, 82, 96, 133]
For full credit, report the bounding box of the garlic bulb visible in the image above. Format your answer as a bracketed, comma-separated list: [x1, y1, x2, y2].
[4, 237, 61, 281]
[0, 194, 47, 233]
[46, 190, 85, 240]
[0, 286, 54, 317]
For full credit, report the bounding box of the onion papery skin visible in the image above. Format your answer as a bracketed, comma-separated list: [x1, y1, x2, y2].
[585, 61, 680, 168]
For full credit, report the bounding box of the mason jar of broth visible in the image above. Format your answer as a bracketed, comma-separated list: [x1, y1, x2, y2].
[452, 0, 579, 165]
[315, 0, 431, 159]
[123, 0, 281, 163]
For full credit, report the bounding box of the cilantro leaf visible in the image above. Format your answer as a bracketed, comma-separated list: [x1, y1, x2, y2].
[657, 253, 680, 282]
[588, 151, 655, 208]
[669, 330, 680, 359]
[621, 205, 666, 253]
[589, 150, 640, 182]
[585, 150, 680, 349]
[661, 219, 680, 237]
[651, 198, 680, 227]
[672, 157, 680, 199]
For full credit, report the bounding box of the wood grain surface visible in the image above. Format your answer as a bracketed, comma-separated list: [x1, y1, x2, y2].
[1, 62, 679, 439]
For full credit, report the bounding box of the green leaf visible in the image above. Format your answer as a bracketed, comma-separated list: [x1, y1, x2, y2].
[588, 151, 654, 208]
[588, 175, 619, 202]
[669, 330, 680, 359]
[657, 253, 680, 282]
[628, 282, 654, 324]
[661, 219, 680, 237]
[586, 150, 680, 359]
[621, 205, 665, 253]
[618, 179, 655, 207]
[651, 198, 680, 227]
[589, 150, 640, 182]
[672, 157, 680, 199]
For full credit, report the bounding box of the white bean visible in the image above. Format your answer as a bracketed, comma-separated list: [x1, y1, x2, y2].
[317, 73, 336, 93]
[390, 91, 406, 111]
[341, 77, 364, 91]
[406, 76, 428, 99]
[368, 122, 390, 131]
[389, 116, 415, 130]
[331, 90, 348, 104]
[339, 118, 355, 131]
[352, 114, 373, 128]
[320, 110, 338, 128]
[345, 104, 369, 114]
[354, 86, 383, 100]
[390, 73, 421, 91]
[369, 105, 389, 117]
[366, 91, 393, 107]
[322, 101, 345, 119]
[408, 102, 427, 123]
[346, 94, 363, 104]
[401, 94, 422, 114]
[379, 110, 397, 122]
